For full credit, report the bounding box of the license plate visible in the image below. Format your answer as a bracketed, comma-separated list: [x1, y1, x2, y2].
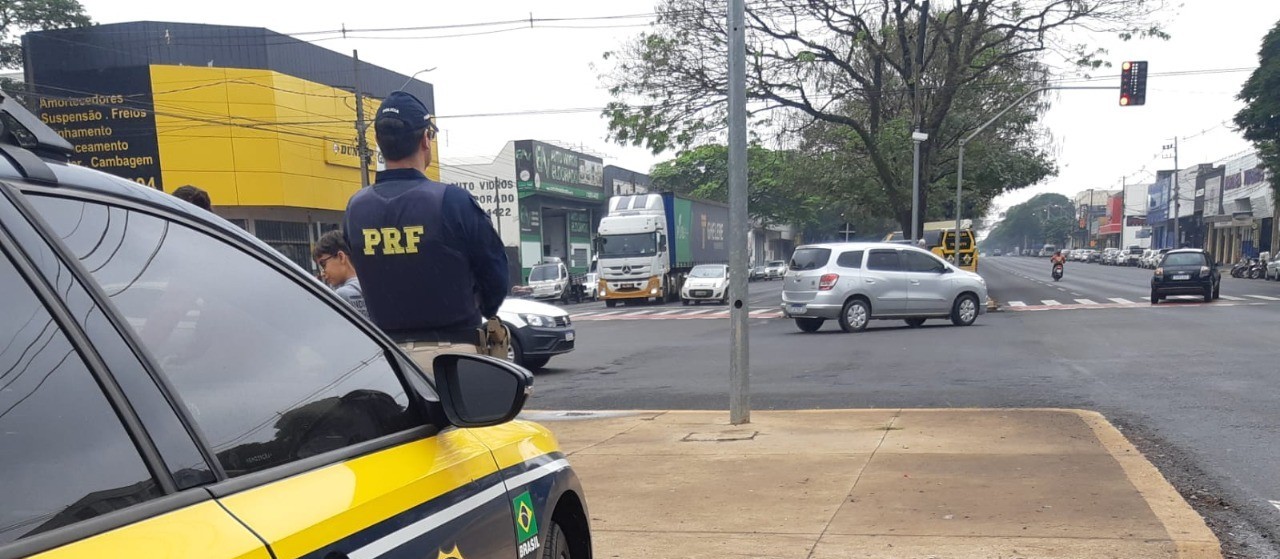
[1173, 274, 1190, 280]
[787, 304, 807, 315]
[564, 331, 575, 342]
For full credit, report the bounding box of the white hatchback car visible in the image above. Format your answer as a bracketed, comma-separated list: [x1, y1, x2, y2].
[682, 264, 730, 305]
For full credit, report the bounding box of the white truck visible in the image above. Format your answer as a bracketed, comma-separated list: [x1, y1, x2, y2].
[595, 193, 729, 307]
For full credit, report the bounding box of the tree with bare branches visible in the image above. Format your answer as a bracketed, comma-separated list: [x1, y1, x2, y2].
[604, 0, 1167, 237]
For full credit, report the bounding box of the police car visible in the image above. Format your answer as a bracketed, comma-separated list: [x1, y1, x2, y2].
[0, 93, 592, 559]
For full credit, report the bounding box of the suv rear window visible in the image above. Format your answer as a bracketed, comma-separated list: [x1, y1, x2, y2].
[1162, 252, 1207, 267]
[836, 250, 863, 269]
[789, 248, 831, 271]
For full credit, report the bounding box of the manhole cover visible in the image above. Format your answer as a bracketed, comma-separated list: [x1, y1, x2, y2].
[682, 430, 759, 442]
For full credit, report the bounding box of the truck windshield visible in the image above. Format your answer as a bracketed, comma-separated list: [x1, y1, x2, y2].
[599, 233, 657, 258]
[529, 265, 559, 281]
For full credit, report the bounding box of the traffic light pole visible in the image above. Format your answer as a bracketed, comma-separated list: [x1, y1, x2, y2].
[955, 86, 1115, 259]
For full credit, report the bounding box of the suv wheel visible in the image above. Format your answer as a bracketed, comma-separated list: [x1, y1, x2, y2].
[950, 294, 978, 326]
[904, 318, 926, 328]
[1151, 290, 1161, 304]
[838, 299, 870, 333]
[794, 317, 824, 332]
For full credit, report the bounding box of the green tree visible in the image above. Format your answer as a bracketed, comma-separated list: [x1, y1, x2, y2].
[982, 193, 1074, 251]
[650, 143, 821, 228]
[603, 0, 1165, 237]
[1235, 19, 1280, 196]
[0, 0, 92, 69]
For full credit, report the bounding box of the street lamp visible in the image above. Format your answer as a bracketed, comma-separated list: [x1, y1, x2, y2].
[398, 67, 438, 91]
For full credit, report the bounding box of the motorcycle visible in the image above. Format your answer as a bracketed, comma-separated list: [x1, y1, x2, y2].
[1052, 263, 1064, 282]
[1230, 258, 1253, 279]
[1249, 258, 1267, 280]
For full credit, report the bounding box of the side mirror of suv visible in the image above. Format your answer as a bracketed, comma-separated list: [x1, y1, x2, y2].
[432, 354, 533, 428]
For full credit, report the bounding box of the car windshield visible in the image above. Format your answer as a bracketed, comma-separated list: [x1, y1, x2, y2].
[789, 248, 832, 270]
[529, 265, 559, 281]
[1163, 253, 1206, 267]
[599, 233, 657, 258]
[690, 266, 726, 278]
[768, 261, 785, 267]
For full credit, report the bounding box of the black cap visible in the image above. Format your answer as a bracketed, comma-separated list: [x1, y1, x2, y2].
[376, 91, 434, 132]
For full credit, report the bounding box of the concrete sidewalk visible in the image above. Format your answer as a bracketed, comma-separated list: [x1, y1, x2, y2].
[521, 409, 1220, 559]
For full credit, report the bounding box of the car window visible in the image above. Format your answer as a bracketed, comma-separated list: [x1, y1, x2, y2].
[866, 250, 901, 271]
[789, 248, 831, 270]
[690, 266, 725, 278]
[27, 196, 419, 477]
[0, 249, 162, 546]
[1162, 252, 1207, 267]
[903, 250, 947, 273]
[836, 250, 864, 269]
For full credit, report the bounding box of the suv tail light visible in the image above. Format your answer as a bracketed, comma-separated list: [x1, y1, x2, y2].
[818, 273, 839, 291]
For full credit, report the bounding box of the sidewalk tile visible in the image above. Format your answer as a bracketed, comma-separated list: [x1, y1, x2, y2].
[811, 535, 1179, 558]
[880, 410, 1109, 455]
[594, 532, 815, 559]
[571, 453, 869, 534]
[826, 453, 1169, 540]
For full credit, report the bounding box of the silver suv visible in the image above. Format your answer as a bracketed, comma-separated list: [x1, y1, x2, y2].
[782, 242, 989, 333]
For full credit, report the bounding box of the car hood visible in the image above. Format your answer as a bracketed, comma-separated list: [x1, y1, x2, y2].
[499, 298, 569, 318]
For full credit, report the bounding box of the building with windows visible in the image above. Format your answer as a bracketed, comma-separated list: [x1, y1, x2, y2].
[22, 22, 436, 269]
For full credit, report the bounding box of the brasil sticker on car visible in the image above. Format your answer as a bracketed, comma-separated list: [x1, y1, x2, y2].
[514, 491, 540, 558]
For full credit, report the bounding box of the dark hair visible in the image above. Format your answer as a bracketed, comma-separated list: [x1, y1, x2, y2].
[313, 229, 351, 260]
[375, 118, 427, 161]
[172, 185, 211, 211]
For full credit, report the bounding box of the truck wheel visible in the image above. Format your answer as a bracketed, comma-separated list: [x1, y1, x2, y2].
[605, 299, 617, 308]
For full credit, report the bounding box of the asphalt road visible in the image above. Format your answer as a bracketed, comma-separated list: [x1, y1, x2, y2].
[530, 259, 1280, 553]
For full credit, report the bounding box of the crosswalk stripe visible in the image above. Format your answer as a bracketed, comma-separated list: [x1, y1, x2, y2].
[749, 309, 773, 315]
[1218, 295, 1245, 301]
[654, 310, 683, 315]
[1109, 297, 1136, 304]
[1075, 299, 1097, 305]
[1246, 294, 1280, 301]
[1007, 301, 1027, 307]
[685, 308, 718, 315]
[573, 312, 601, 318]
[1042, 299, 1061, 306]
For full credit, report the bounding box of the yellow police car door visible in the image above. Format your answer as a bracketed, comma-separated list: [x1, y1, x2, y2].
[19, 195, 521, 559]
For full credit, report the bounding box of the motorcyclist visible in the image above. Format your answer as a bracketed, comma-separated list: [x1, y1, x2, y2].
[1050, 250, 1066, 275]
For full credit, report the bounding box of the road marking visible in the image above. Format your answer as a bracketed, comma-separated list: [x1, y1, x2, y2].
[1074, 299, 1098, 305]
[1245, 294, 1280, 301]
[1218, 295, 1246, 301]
[1042, 299, 1061, 306]
[686, 308, 718, 315]
[749, 309, 773, 316]
[572, 311, 601, 317]
[653, 309, 683, 315]
[1109, 297, 1136, 304]
[613, 310, 657, 317]
[1270, 500, 1280, 513]
[1007, 301, 1027, 307]
[585, 310, 625, 317]
[1057, 287, 1068, 292]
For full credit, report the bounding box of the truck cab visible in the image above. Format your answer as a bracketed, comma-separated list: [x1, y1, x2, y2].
[596, 200, 669, 307]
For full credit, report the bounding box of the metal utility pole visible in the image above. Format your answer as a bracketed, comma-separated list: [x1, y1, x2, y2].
[955, 86, 1114, 256]
[353, 50, 370, 188]
[726, 0, 750, 425]
[1169, 137, 1180, 248]
[910, 0, 929, 242]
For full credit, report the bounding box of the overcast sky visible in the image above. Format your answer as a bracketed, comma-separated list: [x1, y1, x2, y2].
[75, 0, 1280, 217]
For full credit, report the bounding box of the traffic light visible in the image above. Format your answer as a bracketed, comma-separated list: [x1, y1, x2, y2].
[1119, 61, 1148, 106]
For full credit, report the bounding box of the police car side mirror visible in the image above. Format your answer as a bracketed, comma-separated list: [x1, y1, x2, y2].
[432, 354, 533, 428]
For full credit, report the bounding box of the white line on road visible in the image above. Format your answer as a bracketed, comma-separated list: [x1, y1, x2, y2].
[1109, 298, 1136, 304]
[1007, 301, 1027, 307]
[653, 310, 683, 315]
[1057, 287, 1068, 292]
[1042, 299, 1061, 306]
[1270, 500, 1280, 512]
[1218, 295, 1246, 301]
[1075, 299, 1098, 305]
[749, 309, 773, 316]
[1245, 294, 1280, 301]
[584, 310, 626, 317]
[685, 309, 718, 315]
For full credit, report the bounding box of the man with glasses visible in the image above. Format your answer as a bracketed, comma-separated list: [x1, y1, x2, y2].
[343, 91, 509, 367]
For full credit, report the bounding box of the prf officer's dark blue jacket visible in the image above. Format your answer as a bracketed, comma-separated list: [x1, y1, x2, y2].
[344, 168, 509, 341]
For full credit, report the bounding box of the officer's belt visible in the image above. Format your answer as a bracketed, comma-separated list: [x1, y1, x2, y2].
[388, 328, 479, 345]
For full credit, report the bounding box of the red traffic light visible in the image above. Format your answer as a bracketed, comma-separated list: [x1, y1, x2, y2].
[1119, 61, 1147, 106]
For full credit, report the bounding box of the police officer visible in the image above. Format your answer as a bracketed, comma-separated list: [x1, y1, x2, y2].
[343, 91, 509, 369]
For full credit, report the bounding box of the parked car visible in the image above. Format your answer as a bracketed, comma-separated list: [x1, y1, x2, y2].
[1267, 257, 1280, 281]
[750, 264, 769, 281]
[765, 259, 788, 279]
[1087, 250, 1103, 263]
[498, 297, 576, 369]
[993, 249, 1003, 256]
[682, 263, 731, 304]
[1141, 249, 1159, 268]
[782, 242, 988, 333]
[1124, 247, 1144, 267]
[527, 258, 572, 303]
[583, 270, 600, 300]
[1152, 249, 1220, 303]
[0, 93, 592, 559]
